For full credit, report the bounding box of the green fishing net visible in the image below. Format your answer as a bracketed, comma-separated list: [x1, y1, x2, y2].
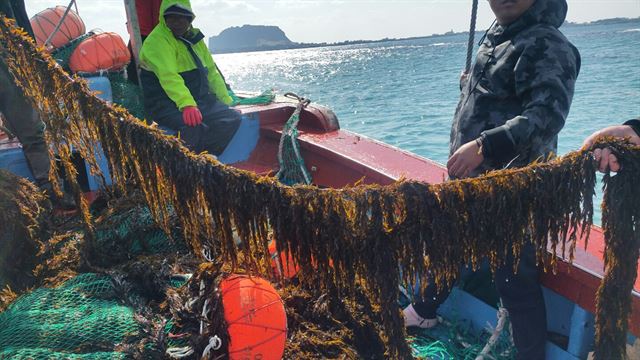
[0, 273, 155, 359]
[230, 89, 275, 106]
[276, 99, 313, 185]
[399, 288, 515, 359]
[106, 72, 146, 120]
[409, 321, 515, 359]
[93, 204, 181, 259]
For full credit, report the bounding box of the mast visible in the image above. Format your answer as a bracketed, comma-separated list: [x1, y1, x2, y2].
[123, 0, 143, 86]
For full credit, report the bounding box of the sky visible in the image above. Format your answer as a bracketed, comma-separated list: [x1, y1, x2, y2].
[24, 0, 640, 44]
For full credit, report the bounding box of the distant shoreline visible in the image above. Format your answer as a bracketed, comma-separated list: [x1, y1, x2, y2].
[210, 17, 640, 55]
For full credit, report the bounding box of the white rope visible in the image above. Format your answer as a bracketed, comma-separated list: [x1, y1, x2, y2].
[475, 307, 509, 360]
[166, 346, 194, 359]
[200, 299, 210, 335]
[185, 296, 198, 309]
[202, 245, 214, 262]
[202, 335, 222, 358]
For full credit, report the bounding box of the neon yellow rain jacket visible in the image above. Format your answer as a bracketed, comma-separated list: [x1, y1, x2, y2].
[139, 0, 232, 119]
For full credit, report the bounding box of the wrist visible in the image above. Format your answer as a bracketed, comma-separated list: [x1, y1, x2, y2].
[475, 135, 488, 158]
[474, 138, 483, 156]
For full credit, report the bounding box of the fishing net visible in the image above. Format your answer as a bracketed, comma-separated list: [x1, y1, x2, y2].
[106, 71, 146, 120]
[91, 202, 182, 264]
[276, 94, 312, 185]
[230, 89, 275, 106]
[1, 16, 639, 359]
[0, 273, 162, 359]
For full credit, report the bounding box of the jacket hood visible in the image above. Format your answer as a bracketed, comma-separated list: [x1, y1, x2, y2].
[159, 0, 195, 26]
[489, 0, 568, 41]
[523, 0, 567, 28]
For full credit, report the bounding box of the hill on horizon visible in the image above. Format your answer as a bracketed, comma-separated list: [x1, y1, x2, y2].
[208, 17, 640, 54]
[209, 25, 293, 54]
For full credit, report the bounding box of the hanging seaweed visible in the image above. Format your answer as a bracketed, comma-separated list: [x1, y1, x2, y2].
[594, 138, 640, 360]
[1, 16, 639, 358]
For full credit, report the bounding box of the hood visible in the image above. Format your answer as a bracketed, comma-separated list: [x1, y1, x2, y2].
[488, 0, 568, 41]
[158, 0, 195, 26]
[522, 0, 567, 28]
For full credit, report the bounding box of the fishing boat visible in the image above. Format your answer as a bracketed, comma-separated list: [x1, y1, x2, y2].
[0, 1, 638, 359]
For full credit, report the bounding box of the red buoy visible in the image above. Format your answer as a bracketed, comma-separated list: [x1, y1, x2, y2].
[268, 238, 300, 279]
[30, 6, 85, 50]
[69, 32, 130, 74]
[221, 275, 287, 360]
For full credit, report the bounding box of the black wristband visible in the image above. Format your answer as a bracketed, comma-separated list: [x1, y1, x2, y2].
[480, 127, 516, 162]
[623, 119, 640, 138]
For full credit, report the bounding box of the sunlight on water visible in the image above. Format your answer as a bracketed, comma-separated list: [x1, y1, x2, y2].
[215, 22, 640, 224]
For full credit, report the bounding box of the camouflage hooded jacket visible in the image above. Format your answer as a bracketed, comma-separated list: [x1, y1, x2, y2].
[450, 0, 581, 176]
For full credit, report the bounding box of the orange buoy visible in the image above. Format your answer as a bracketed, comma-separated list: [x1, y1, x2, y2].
[221, 275, 287, 360]
[69, 32, 130, 74]
[268, 238, 300, 279]
[30, 6, 85, 50]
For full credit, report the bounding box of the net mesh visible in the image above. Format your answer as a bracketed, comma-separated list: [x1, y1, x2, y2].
[276, 100, 312, 185]
[230, 89, 275, 106]
[106, 71, 146, 120]
[93, 203, 181, 259]
[0, 273, 152, 359]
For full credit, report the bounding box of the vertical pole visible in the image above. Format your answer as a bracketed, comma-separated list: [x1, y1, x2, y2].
[124, 0, 143, 87]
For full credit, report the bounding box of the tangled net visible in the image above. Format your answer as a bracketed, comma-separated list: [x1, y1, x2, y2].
[1, 16, 638, 359]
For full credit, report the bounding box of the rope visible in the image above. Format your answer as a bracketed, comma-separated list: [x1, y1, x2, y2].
[276, 92, 312, 185]
[202, 336, 222, 358]
[465, 0, 479, 74]
[44, 0, 76, 49]
[166, 346, 194, 358]
[475, 306, 509, 360]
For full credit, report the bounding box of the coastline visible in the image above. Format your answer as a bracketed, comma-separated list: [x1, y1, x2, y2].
[210, 17, 640, 54]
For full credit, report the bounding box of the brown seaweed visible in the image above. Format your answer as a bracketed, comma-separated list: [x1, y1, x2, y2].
[0, 169, 47, 295]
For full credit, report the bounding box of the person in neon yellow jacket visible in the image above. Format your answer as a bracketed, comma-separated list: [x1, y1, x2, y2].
[139, 0, 240, 156]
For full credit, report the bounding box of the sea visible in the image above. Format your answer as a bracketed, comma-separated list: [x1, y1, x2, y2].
[215, 21, 640, 224]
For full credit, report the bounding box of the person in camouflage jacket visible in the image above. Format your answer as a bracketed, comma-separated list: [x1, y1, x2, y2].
[448, 0, 580, 178]
[404, 1, 581, 359]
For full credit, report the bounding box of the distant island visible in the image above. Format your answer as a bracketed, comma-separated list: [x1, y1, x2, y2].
[563, 17, 640, 27]
[209, 18, 640, 54]
[208, 24, 405, 54]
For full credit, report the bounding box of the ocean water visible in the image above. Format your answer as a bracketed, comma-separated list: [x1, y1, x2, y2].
[215, 21, 640, 224]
